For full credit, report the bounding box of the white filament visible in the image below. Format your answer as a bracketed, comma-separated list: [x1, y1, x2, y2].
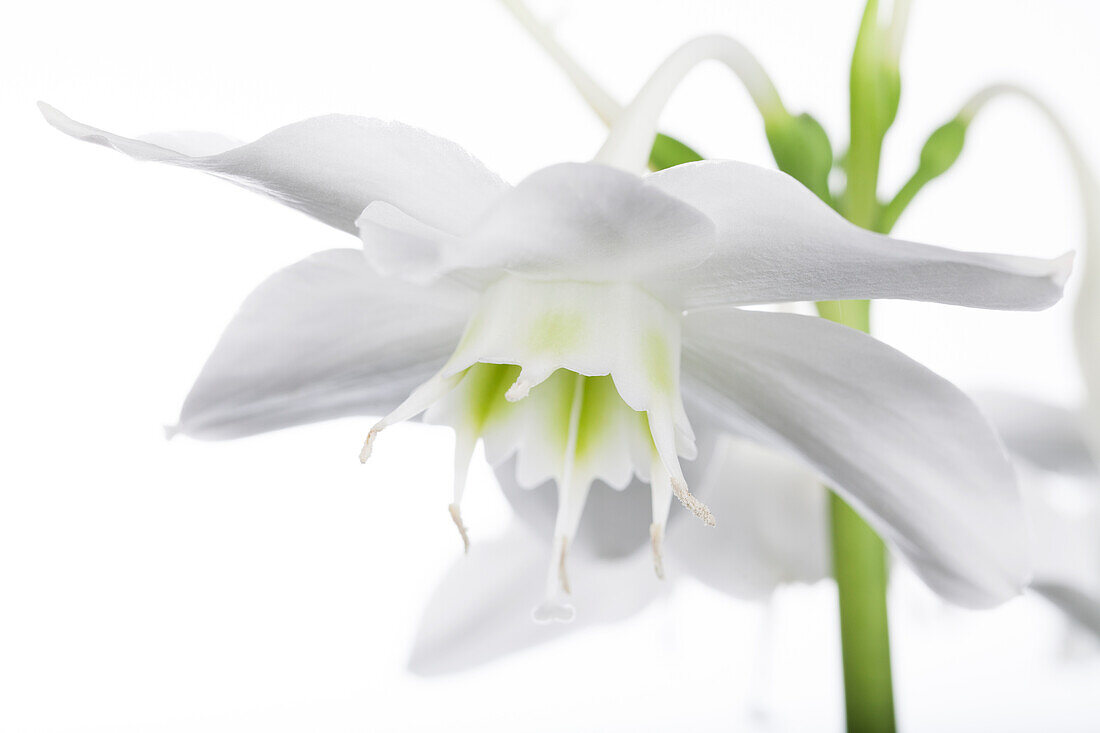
[449, 428, 478, 552]
[648, 406, 714, 526]
[649, 454, 674, 579]
[359, 371, 466, 463]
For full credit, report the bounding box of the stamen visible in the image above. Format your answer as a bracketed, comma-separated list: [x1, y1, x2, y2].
[648, 408, 714, 526]
[447, 430, 477, 553]
[505, 376, 534, 402]
[358, 426, 380, 463]
[547, 374, 590, 596]
[357, 370, 466, 464]
[673, 476, 716, 527]
[558, 536, 571, 594]
[448, 503, 470, 554]
[650, 523, 665, 580]
[533, 534, 575, 624]
[649, 454, 673, 579]
[505, 367, 553, 403]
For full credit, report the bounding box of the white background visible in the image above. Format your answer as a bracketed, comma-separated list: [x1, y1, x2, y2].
[3, 0, 1100, 730]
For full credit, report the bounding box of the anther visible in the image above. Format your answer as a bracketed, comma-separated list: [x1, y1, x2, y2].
[672, 477, 716, 527]
[358, 426, 380, 463]
[505, 377, 533, 402]
[558, 537, 571, 595]
[448, 503, 470, 554]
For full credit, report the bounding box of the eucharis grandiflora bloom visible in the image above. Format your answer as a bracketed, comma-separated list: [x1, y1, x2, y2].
[41, 51, 1070, 618]
[407, 8, 1100, 661]
[498, 0, 1100, 624]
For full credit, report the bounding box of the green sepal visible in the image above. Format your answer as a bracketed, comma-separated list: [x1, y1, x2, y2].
[648, 133, 703, 171]
[766, 112, 836, 207]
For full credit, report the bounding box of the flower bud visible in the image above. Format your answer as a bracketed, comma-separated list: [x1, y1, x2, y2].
[917, 118, 968, 182]
[765, 112, 835, 204]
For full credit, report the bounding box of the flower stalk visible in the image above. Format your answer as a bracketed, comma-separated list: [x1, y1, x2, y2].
[817, 301, 895, 733]
[818, 4, 916, 727]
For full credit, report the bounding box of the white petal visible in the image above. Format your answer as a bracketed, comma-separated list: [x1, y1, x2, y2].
[973, 391, 1096, 476]
[647, 160, 1071, 311]
[358, 162, 715, 286]
[680, 307, 1029, 607]
[667, 436, 829, 599]
[137, 131, 243, 156]
[174, 249, 473, 440]
[40, 102, 509, 235]
[1016, 460, 1100, 636]
[407, 524, 663, 675]
[439, 276, 693, 437]
[1034, 584, 1100, 638]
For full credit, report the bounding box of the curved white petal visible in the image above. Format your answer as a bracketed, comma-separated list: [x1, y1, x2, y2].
[137, 131, 243, 156]
[647, 160, 1071, 311]
[680, 307, 1029, 607]
[358, 162, 715, 289]
[1016, 460, 1100, 636]
[1034, 585, 1100, 639]
[667, 436, 829, 599]
[973, 391, 1096, 476]
[407, 524, 663, 676]
[174, 249, 474, 440]
[40, 102, 509, 235]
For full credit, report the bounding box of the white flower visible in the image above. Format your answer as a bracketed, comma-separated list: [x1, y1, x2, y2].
[495, 5, 1100, 633]
[41, 95, 1069, 619]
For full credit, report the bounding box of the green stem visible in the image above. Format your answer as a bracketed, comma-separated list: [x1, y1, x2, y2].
[820, 161, 899, 733]
[829, 491, 896, 733]
[827, 15, 898, 716]
[878, 172, 926, 233]
[648, 118, 901, 733]
[818, 297, 895, 733]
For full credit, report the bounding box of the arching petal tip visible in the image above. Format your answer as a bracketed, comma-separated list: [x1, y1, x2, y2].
[38, 101, 79, 133]
[163, 423, 180, 441]
[1053, 250, 1075, 290]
